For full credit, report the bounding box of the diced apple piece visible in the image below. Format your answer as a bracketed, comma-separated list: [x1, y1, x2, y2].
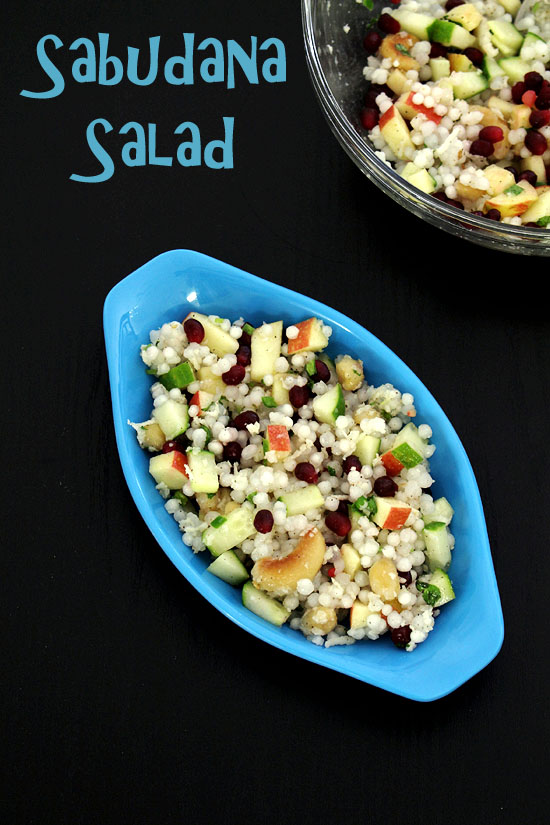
[368, 557, 401, 601]
[149, 450, 189, 489]
[301, 605, 338, 635]
[350, 600, 379, 630]
[184, 312, 239, 357]
[521, 189, 550, 226]
[250, 321, 283, 382]
[379, 33, 420, 72]
[396, 91, 442, 124]
[445, 3, 482, 31]
[380, 422, 426, 476]
[386, 69, 412, 96]
[335, 355, 364, 391]
[520, 156, 547, 185]
[379, 105, 415, 161]
[136, 421, 166, 451]
[510, 104, 532, 130]
[287, 318, 328, 355]
[448, 53, 474, 73]
[483, 164, 516, 196]
[272, 374, 290, 406]
[487, 96, 516, 121]
[430, 57, 450, 80]
[484, 180, 538, 217]
[341, 544, 361, 579]
[407, 169, 437, 194]
[187, 449, 219, 494]
[372, 496, 412, 530]
[265, 424, 291, 458]
[455, 181, 486, 201]
[252, 527, 325, 595]
[189, 390, 215, 415]
[197, 365, 226, 396]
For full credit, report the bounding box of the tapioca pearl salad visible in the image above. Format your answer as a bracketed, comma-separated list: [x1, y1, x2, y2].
[130, 311, 457, 653]
[360, 0, 550, 226]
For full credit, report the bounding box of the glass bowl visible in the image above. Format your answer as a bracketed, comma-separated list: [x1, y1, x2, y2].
[302, 0, 550, 256]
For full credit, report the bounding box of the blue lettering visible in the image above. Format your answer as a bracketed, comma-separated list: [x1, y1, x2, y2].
[174, 122, 202, 167]
[260, 38, 286, 83]
[197, 37, 224, 83]
[204, 117, 234, 169]
[120, 122, 147, 166]
[69, 38, 96, 83]
[98, 33, 123, 86]
[164, 33, 195, 85]
[70, 118, 114, 182]
[227, 38, 258, 90]
[127, 36, 160, 86]
[20, 34, 64, 99]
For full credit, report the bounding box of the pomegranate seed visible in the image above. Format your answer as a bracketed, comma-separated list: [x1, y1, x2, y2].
[325, 511, 352, 537]
[399, 570, 413, 587]
[504, 165, 519, 181]
[183, 318, 205, 343]
[464, 47, 483, 67]
[343, 455, 362, 474]
[485, 209, 501, 221]
[337, 499, 350, 514]
[518, 170, 538, 187]
[525, 131, 548, 156]
[524, 71, 543, 93]
[391, 625, 412, 649]
[511, 81, 526, 104]
[448, 199, 465, 210]
[445, 0, 464, 8]
[312, 359, 331, 382]
[240, 326, 252, 346]
[254, 510, 274, 533]
[233, 410, 259, 430]
[162, 440, 184, 454]
[525, 222, 540, 227]
[236, 344, 251, 366]
[430, 42, 448, 58]
[530, 109, 550, 129]
[289, 384, 310, 408]
[222, 364, 246, 385]
[326, 566, 336, 578]
[478, 126, 503, 144]
[535, 91, 550, 110]
[522, 89, 537, 108]
[295, 462, 318, 484]
[378, 14, 400, 34]
[373, 475, 398, 497]
[223, 441, 242, 462]
[364, 84, 393, 107]
[471, 210, 485, 216]
[470, 139, 493, 157]
[361, 107, 379, 130]
[364, 31, 382, 54]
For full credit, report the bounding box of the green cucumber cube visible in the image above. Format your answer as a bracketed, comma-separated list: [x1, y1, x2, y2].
[207, 550, 249, 586]
[158, 361, 195, 390]
[203, 506, 256, 557]
[242, 581, 290, 626]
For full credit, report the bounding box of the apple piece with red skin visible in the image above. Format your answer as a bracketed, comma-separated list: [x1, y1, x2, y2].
[149, 450, 190, 489]
[484, 180, 538, 218]
[379, 105, 415, 160]
[396, 92, 442, 125]
[287, 318, 329, 355]
[372, 496, 411, 530]
[189, 390, 215, 415]
[183, 311, 238, 357]
[265, 424, 291, 458]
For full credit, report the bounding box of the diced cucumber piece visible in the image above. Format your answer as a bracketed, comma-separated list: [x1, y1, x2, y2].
[250, 321, 283, 382]
[158, 361, 194, 390]
[429, 568, 456, 606]
[207, 550, 249, 586]
[430, 57, 451, 80]
[427, 19, 476, 49]
[450, 71, 489, 100]
[312, 383, 345, 425]
[187, 449, 219, 494]
[279, 485, 324, 516]
[498, 57, 531, 82]
[488, 20, 523, 56]
[203, 505, 256, 557]
[520, 31, 546, 61]
[390, 422, 427, 468]
[482, 56, 506, 81]
[354, 434, 381, 467]
[153, 399, 189, 440]
[424, 496, 454, 526]
[423, 521, 452, 572]
[242, 581, 290, 626]
[392, 9, 436, 40]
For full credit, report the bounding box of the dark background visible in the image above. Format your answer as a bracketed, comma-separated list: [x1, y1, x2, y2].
[3, 1, 549, 823]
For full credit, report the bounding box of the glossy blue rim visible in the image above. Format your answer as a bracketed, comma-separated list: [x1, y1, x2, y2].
[103, 249, 504, 701]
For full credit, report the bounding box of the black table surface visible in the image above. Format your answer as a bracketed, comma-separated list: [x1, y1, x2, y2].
[3, 2, 549, 823]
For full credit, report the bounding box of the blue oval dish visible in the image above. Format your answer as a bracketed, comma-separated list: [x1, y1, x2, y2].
[103, 249, 504, 701]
